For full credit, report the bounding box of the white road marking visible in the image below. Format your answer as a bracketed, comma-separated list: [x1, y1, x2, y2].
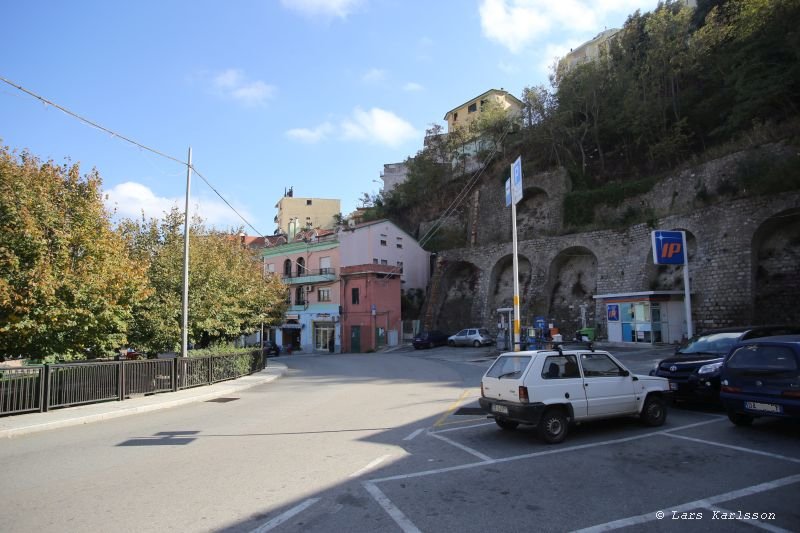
[429, 421, 495, 434]
[428, 431, 493, 461]
[250, 498, 321, 533]
[705, 505, 794, 533]
[349, 454, 392, 478]
[363, 482, 422, 533]
[573, 473, 800, 533]
[664, 433, 800, 464]
[403, 428, 425, 441]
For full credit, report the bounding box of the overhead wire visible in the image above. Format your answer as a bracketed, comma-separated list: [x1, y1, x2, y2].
[0, 75, 268, 239]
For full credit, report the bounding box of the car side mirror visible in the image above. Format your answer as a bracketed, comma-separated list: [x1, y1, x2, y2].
[621, 370, 630, 377]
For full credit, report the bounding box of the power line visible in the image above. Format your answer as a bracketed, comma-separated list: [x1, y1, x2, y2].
[0, 75, 267, 238]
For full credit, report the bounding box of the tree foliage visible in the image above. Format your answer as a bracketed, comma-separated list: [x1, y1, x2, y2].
[118, 209, 287, 353]
[0, 146, 150, 360]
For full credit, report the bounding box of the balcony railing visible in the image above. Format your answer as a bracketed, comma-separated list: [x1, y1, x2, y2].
[282, 267, 336, 281]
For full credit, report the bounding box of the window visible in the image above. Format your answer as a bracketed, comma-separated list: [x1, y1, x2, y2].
[580, 353, 625, 377]
[306, 199, 312, 205]
[380, 240, 387, 246]
[352, 288, 360, 305]
[296, 257, 306, 276]
[283, 259, 292, 276]
[373, 258, 379, 264]
[453, 112, 458, 122]
[380, 259, 388, 265]
[396, 243, 403, 249]
[486, 355, 531, 379]
[295, 286, 305, 305]
[727, 345, 798, 371]
[468, 102, 477, 113]
[541, 355, 580, 379]
[396, 261, 403, 273]
[266, 263, 275, 273]
[320, 256, 332, 275]
[318, 288, 331, 302]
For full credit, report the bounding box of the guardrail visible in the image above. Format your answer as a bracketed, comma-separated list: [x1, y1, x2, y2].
[0, 351, 267, 417]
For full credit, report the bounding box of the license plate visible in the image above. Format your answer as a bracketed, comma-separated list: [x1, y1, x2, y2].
[492, 404, 508, 415]
[744, 401, 782, 414]
[669, 382, 679, 391]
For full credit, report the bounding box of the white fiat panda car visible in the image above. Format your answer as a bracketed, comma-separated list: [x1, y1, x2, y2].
[479, 347, 671, 443]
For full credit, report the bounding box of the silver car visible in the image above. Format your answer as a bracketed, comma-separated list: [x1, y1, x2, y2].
[448, 328, 493, 347]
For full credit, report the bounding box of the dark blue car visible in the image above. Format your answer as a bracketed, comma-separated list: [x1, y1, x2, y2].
[720, 335, 800, 426]
[412, 331, 449, 350]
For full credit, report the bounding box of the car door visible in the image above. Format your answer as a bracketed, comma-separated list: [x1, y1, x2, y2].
[538, 354, 588, 419]
[453, 329, 468, 346]
[578, 352, 637, 417]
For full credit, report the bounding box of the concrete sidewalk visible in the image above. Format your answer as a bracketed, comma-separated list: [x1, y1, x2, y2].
[0, 362, 288, 439]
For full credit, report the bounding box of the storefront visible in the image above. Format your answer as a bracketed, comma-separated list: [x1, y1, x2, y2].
[594, 291, 687, 344]
[313, 314, 337, 353]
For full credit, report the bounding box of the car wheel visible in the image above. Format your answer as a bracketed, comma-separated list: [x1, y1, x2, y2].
[448, 340, 455, 347]
[640, 396, 667, 427]
[537, 408, 568, 444]
[495, 418, 519, 431]
[473, 340, 481, 347]
[728, 411, 754, 426]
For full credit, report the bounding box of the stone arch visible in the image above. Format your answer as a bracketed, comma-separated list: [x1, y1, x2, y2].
[644, 229, 698, 291]
[752, 208, 800, 324]
[516, 187, 553, 239]
[487, 254, 533, 326]
[546, 247, 598, 337]
[436, 260, 481, 333]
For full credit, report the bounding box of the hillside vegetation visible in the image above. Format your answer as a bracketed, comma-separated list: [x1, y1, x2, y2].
[364, 0, 800, 244]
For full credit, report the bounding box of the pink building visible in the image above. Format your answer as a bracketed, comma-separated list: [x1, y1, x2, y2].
[340, 264, 402, 353]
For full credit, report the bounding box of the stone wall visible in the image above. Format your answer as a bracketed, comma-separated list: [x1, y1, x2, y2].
[429, 144, 800, 338]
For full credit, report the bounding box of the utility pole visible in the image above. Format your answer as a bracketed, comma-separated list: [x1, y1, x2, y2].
[181, 147, 192, 358]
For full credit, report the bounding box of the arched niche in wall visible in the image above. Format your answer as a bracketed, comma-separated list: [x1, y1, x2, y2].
[488, 254, 533, 324]
[435, 260, 481, 334]
[644, 229, 697, 291]
[515, 186, 552, 239]
[752, 208, 800, 324]
[546, 246, 598, 337]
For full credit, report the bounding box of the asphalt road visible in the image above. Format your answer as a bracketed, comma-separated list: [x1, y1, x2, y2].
[1, 345, 798, 532]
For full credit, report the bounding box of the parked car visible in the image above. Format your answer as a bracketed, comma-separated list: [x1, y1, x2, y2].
[265, 341, 282, 357]
[412, 330, 449, 350]
[720, 335, 800, 426]
[651, 326, 800, 404]
[479, 347, 670, 443]
[448, 328, 493, 347]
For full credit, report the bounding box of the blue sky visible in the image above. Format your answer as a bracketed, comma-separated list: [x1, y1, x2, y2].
[1, 0, 659, 235]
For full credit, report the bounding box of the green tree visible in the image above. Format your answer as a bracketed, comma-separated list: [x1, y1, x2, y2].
[120, 209, 287, 353]
[0, 147, 150, 360]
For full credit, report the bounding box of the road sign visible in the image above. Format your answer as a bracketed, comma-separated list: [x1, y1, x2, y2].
[511, 156, 523, 204]
[652, 230, 687, 265]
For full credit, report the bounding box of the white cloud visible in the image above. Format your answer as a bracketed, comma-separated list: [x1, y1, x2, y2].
[285, 122, 334, 143]
[478, 0, 654, 53]
[403, 82, 424, 92]
[212, 69, 275, 107]
[286, 108, 418, 147]
[104, 182, 253, 228]
[280, 0, 363, 19]
[361, 68, 387, 83]
[340, 107, 418, 147]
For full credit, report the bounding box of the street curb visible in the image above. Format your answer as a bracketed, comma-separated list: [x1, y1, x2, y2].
[0, 363, 288, 439]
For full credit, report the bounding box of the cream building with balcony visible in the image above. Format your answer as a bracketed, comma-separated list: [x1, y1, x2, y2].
[274, 192, 340, 237]
[443, 88, 523, 133]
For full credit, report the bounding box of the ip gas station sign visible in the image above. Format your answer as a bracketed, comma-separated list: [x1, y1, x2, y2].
[651, 230, 687, 265]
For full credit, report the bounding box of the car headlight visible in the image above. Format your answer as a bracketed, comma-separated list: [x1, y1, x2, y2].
[697, 361, 723, 375]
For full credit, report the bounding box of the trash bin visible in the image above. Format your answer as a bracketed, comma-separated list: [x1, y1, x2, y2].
[578, 328, 596, 341]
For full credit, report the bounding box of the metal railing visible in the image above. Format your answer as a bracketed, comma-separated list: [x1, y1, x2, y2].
[0, 351, 267, 417]
[282, 267, 336, 281]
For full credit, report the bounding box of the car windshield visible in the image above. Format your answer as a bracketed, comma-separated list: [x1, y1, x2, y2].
[677, 332, 742, 355]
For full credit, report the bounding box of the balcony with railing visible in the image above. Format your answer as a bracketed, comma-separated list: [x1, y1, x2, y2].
[282, 267, 337, 285]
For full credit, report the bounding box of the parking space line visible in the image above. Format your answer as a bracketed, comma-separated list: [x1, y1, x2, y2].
[573, 473, 800, 533]
[663, 433, 800, 464]
[428, 431, 493, 461]
[705, 505, 794, 533]
[403, 428, 425, 441]
[429, 421, 495, 433]
[349, 454, 392, 478]
[432, 389, 472, 428]
[250, 498, 321, 533]
[363, 482, 422, 533]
